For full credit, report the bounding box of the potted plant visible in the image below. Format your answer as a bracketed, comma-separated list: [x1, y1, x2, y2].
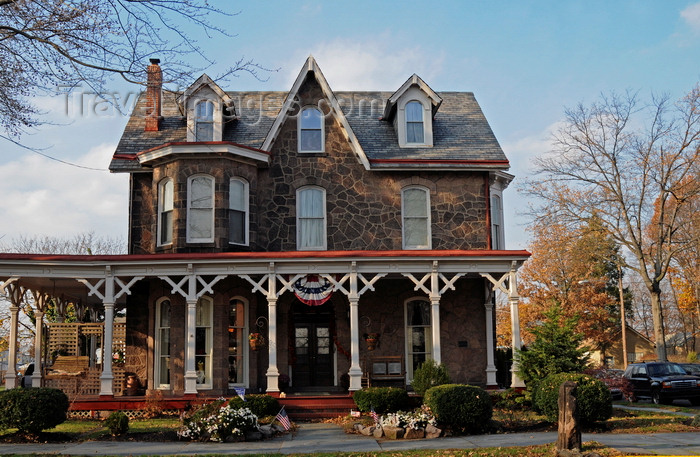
[112, 349, 125, 366]
[364, 332, 380, 351]
[249, 332, 264, 351]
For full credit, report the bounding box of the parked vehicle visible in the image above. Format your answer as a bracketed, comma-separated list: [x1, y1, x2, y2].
[623, 361, 700, 405]
[680, 363, 700, 376]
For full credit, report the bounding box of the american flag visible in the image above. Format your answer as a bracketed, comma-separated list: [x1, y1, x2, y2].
[276, 406, 291, 431]
[370, 406, 379, 424]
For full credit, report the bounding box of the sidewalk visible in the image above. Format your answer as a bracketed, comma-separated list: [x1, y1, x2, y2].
[1, 422, 700, 456]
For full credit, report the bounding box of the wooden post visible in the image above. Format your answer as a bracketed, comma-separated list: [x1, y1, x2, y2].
[556, 381, 581, 453]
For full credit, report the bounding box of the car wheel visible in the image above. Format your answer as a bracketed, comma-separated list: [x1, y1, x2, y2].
[652, 389, 662, 405]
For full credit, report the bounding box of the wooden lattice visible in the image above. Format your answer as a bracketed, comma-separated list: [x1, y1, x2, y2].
[45, 322, 127, 399]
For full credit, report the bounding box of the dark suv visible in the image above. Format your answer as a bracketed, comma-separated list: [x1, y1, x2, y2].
[623, 361, 700, 405]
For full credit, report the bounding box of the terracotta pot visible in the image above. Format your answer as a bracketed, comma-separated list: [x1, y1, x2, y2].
[250, 339, 262, 351]
[366, 339, 378, 351]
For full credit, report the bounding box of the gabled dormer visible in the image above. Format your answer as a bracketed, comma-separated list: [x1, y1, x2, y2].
[178, 74, 233, 142]
[383, 74, 442, 148]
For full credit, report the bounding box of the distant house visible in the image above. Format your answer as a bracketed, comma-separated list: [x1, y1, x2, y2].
[587, 326, 656, 369]
[0, 57, 529, 402]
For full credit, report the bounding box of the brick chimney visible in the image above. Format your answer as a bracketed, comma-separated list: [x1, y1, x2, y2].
[144, 58, 162, 132]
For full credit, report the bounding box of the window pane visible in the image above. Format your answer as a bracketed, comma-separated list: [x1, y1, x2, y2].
[300, 189, 323, 217]
[190, 177, 212, 208]
[406, 122, 424, 143]
[188, 209, 212, 239]
[404, 189, 427, 216]
[229, 210, 245, 244]
[300, 108, 321, 128]
[161, 180, 173, 211]
[300, 130, 322, 151]
[230, 180, 245, 211]
[406, 102, 423, 122]
[195, 122, 213, 142]
[160, 211, 173, 244]
[159, 301, 171, 327]
[299, 219, 323, 248]
[404, 218, 428, 247]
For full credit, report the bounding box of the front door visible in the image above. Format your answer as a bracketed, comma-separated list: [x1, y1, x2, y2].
[292, 302, 334, 389]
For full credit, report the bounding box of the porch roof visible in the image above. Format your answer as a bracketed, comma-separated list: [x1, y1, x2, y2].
[0, 249, 530, 305]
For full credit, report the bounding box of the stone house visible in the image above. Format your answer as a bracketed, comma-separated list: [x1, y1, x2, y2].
[0, 57, 529, 400]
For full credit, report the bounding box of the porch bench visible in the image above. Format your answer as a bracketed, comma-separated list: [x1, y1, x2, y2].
[45, 355, 90, 377]
[366, 356, 405, 386]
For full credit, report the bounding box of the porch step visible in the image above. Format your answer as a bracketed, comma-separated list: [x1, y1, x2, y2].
[278, 394, 357, 420]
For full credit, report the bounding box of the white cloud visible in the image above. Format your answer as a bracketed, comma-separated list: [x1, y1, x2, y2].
[681, 2, 700, 31]
[0, 144, 128, 243]
[282, 36, 445, 90]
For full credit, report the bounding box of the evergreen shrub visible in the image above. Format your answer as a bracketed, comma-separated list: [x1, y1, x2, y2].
[105, 411, 129, 436]
[411, 359, 451, 396]
[0, 388, 69, 436]
[228, 394, 280, 418]
[423, 384, 492, 433]
[352, 387, 410, 414]
[534, 372, 612, 425]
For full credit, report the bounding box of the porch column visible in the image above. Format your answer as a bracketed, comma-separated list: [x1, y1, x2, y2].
[100, 302, 115, 395]
[184, 298, 198, 394]
[484, 285, 498, 387]
[266, 268, 279, 392]
[430, 262, 441, 364]
[508, 263, 525, 388]
[31, 309, 44, 387]
[6, 304, 20, 388]
[100, 272, 116, 396]
[347, 265, 363, 391]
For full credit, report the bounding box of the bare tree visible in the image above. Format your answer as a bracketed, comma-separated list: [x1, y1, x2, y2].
[524, 85, 700, 361]
[0, 0, 272, 141]
[3, 231, 125, 255]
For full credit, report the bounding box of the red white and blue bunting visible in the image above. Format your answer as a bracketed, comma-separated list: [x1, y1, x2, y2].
[293, 274, 334, 306]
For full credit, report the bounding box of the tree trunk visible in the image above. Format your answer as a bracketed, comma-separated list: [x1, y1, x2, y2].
[556, 381, 581, 452]
[649, 286, 667, 361]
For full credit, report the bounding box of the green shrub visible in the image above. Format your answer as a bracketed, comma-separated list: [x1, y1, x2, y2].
[352, 387, 410, 414]
[0, 388, 69, 436]
[490, 388, 531, 411]
[228, 394, 279, 418]
[423, 384, 492, 433]
[534, 372, 612, 425]
[105, 411, 129, 436]
[411, 359, 451, 396]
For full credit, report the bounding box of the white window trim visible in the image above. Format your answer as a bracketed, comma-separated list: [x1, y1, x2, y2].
[186, 174, 215, 244]
[157, 178, 174, 247]
[397, 90, 434, 148]
[401, 186, 432, 250]
[297, 106, 325, 153]
[296, 186, 327, 251]
[186, 97, 223, 142]
[404, 297, 433, 382]
[154, 297, 171, 390]
[228, 296, 249, 388]
[194, 100, 215, 142]
[195, 296, 214, 390]
[490, 191, 504, 250]
[229, 177, 249, 246]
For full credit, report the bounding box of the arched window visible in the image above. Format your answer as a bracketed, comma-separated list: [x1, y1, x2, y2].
[195, 296, 213, 389]
[157, 178, 173, 246]
[229, 178, 249, 245]
[405, 298, 432, 381]
[405, 101, 424, 144]
[297, 186, 326, 250]
[154, 298, 171, 389]
[195, 100, 214, 141]
[298, 107, 324, 152]
[402, 186, 431, 249]
[228, 298, 248, 386]
[187, 174, 214, 243]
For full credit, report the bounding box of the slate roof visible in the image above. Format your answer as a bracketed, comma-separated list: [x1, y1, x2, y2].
[110, 89, 508, 172]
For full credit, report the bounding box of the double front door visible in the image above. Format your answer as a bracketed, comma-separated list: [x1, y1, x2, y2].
[292, 303, 334, 389]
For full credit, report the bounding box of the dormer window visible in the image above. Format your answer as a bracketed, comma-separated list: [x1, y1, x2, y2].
[195, 101, 214, 141]
[298, 107, 324, 152]
[405, 101, 425, 144]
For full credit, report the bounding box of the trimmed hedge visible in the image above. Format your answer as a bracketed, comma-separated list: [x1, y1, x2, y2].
[105, 411, 129, 436]
[423, 384, 492, 433]
[0, 388, 69, 435]
[352, 387, 410, 414]
[411, 359, 451, 396]
[228, 394, 280, 418]
[534, 372, 612, 425]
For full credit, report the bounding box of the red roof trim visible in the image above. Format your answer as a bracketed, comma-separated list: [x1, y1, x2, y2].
[136, 141, 271, 157]
[0, 249, 530, 262]
[369, 159, 510, 165]
[112, 153, 138, 160]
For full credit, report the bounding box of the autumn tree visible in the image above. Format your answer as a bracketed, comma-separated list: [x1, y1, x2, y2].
[0, 0, 271, 141]
[514, 217, 630, 362]
[525, 86, 700, 361]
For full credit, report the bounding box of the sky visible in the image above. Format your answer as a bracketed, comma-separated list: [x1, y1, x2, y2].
[1, 1, 699, 251]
